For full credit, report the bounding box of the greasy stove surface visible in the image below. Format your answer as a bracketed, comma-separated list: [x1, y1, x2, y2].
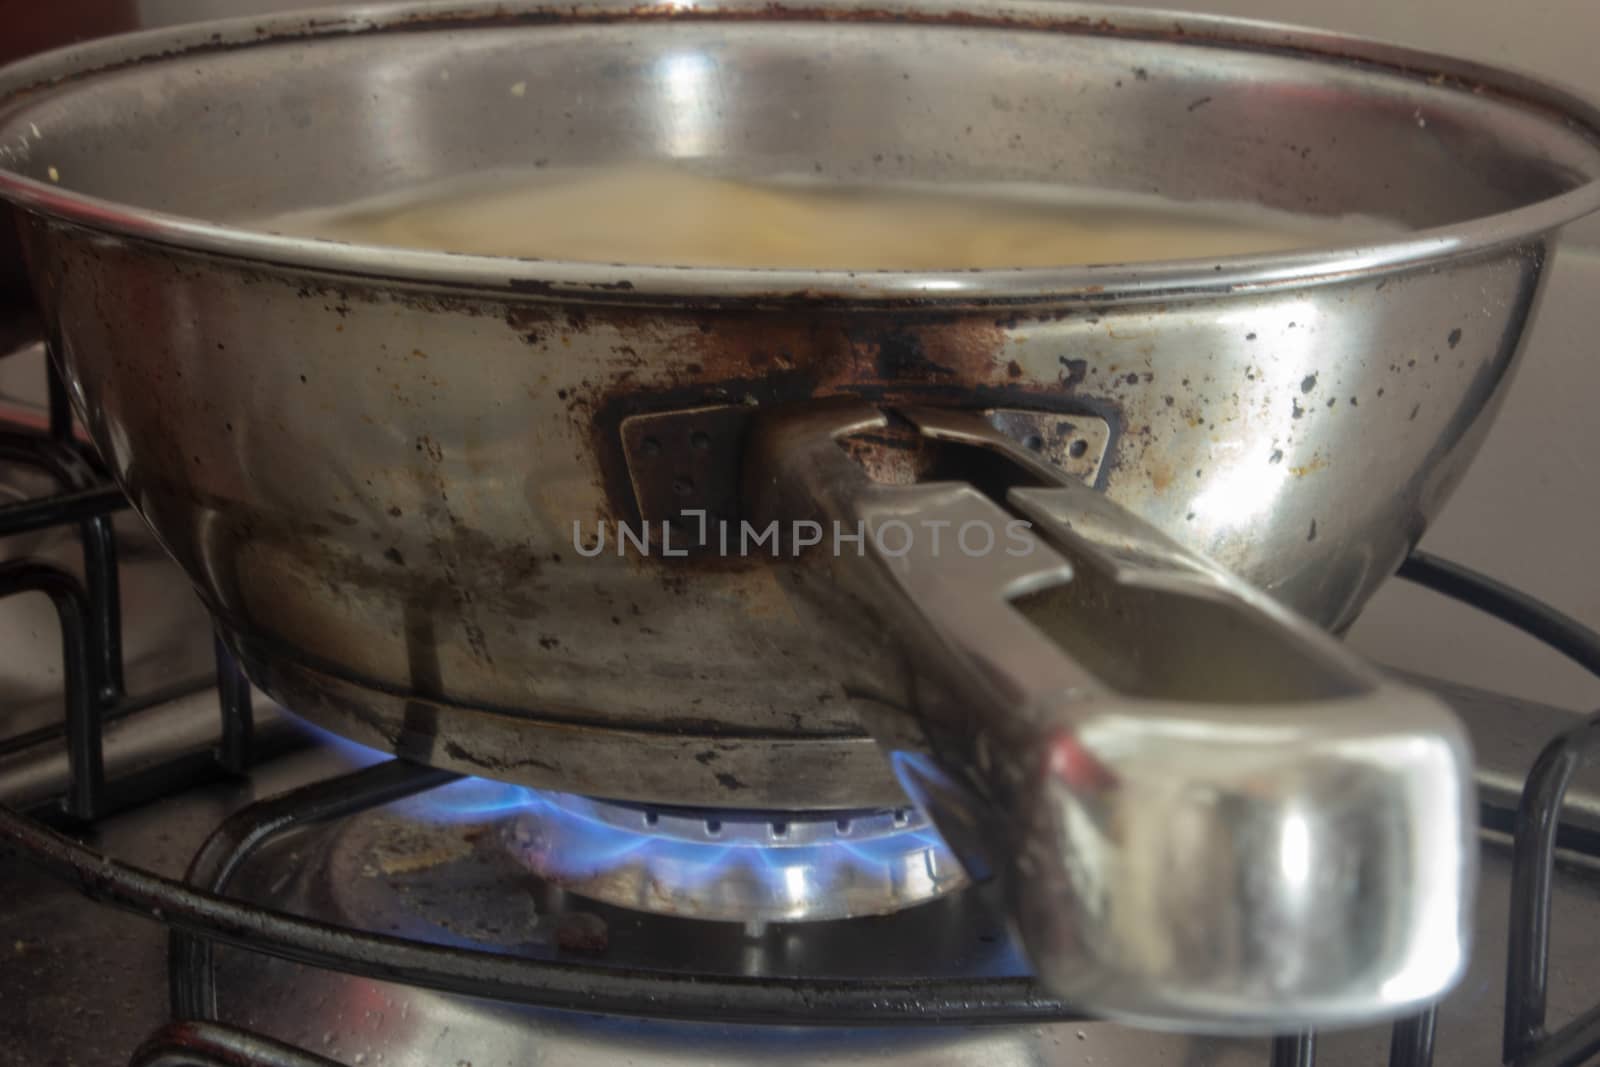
[5, 693, 1600, 1067]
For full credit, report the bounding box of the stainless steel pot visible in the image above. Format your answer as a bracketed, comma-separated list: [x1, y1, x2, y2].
[2, 0, 1598, 1029]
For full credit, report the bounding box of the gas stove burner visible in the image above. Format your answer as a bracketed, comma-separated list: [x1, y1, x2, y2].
[505, 793, 969, 923]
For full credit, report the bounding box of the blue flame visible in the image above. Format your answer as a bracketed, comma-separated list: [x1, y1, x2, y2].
[516, 790, 956, 896]
[284, 712, 959, 894]
[518, 790, 953, 889]
[404, 776, 536, 822]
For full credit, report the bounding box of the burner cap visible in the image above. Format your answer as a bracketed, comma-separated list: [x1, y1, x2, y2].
[505, 794, 968, 922]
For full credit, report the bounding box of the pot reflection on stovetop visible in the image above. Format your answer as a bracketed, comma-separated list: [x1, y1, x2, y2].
[206, 727, 1055, 1066]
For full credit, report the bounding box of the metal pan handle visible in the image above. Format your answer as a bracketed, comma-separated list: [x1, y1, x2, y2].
[743, 399, 1474, 1032]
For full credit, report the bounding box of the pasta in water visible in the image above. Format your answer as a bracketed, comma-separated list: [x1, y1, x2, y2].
[268, 165, 1394, 270]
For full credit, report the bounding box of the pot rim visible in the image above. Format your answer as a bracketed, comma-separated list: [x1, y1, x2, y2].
[3, 0, 1600, 306]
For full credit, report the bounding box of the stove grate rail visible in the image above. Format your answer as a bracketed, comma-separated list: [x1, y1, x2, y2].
[0, 362, 129, 818]
[0, 359, 263, 820]
[0, 366, 1599, 1065]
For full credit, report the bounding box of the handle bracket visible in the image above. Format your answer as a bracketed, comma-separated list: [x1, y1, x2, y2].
[740, 399, 1476, 1033]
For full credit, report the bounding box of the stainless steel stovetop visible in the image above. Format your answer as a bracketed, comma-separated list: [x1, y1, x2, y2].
[5, 677, 1600, 1067]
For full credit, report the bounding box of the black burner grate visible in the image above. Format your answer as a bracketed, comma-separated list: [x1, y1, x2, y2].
[0, 360, 248, 822]
[0, 360, 1598, 1067]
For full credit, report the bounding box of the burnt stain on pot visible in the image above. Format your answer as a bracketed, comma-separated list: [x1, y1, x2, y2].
[506, 300, 1030, 517]
[853, 325, 964, 379]
[114, 322, 553, 671]
[509, 305, 1130, 540]
[579, 308, 1126, 537]
[1058, 357, 1090, 388]
[128, 474, 549, 627]
[442, 739, 561, 777]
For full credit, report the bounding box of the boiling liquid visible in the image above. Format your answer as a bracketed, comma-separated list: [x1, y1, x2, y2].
[267, 165, 1396, 270]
